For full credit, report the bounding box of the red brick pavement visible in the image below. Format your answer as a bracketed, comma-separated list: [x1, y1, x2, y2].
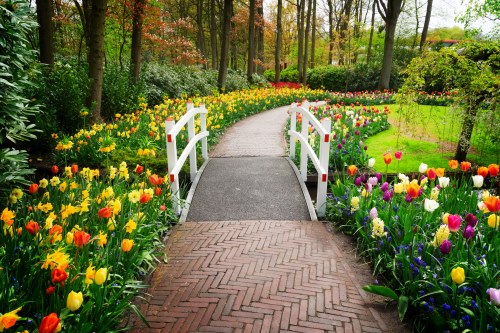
[131, 221, 407, 333]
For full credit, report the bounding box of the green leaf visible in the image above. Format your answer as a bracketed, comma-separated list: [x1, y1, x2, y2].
[398, 296, 409, 321]
[362, 285, 398, 301]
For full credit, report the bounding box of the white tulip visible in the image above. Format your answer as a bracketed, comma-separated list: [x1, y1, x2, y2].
[424, 199, 440, 212]
[438, 177, 450, 188]
[472, 175, 484, 188]
[419, 163, 428, 174]
[368, 158, 375, 168]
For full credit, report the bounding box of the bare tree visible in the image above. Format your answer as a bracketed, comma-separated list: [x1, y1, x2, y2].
[376, 0, 404, 90]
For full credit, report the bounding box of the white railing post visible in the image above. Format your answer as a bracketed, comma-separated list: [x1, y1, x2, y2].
[166, 118, 180, 215]
[200, 104, 208, 160]
[187, 102, 197, 181]
[289, 103, 297, 159]
[300, 101, 310, 181]
[316, 118, 331, 217]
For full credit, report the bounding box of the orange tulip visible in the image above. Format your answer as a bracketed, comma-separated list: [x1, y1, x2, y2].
[407, 183, 421, 198]
[448, 160, 458, 169]
[39, 313, 60, 333]
[484, 196, 500, 213]
[488, 164, 499, 177]
[26, 220, 40, 235]
[51, 165, 59, 174]
[139, 193, 152, 203]
[49, 225, 63, 236]
[383, 153, 392, 165]
[51, 268, 68, 285]
[29, 183, 39, 194]
[154, 187, 162, 196]
[73, 231, 91, 247]
[121, 239, 134, 252]
[347, 165, 357, 176]
[98, 207, 113, 219]
[435, 168, 445, 178]
[70, 164, 79, 174]
[477, 166, 488, 178]
[427, 168, 437, 180]
[149, 174, 164, 186]
[461, 161, 471, 172]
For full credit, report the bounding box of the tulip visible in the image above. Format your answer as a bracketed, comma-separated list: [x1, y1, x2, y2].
[121, 238, 134, 252]
[451, 267, 465, 284]
[477, 166, 488, 177]
[39, 313, 60, 333]
[461, 161, 471, 172]
[67, 291, 83, 311]
[442, 213, 450, 224]
[29, 183, 39, 194]
[435, 168, 445, 178]
[383, 153, 392, 165]
[448, 160, 458, 169]
[424, 199, 439, 212]
[354, 177, 362, 186]
[488, 214, 499, 228]
[51, 268, 68, 285]
[419, 163, 428, 174]
[51, 165, 59, 174]
[381, 182, 389, 192]
[462, 225, 474, 240]
[382, 190, 392, 202]
[139, 193, 152, 203]
[407, 183, 421, 198]
[488, 288, 500, 306]
[439, 239, 451, 254]
[465, 213, 477, 227]
[135, 164, 144, 174]
[438, 177, 450, 188]
[369, 207, 378, 220]
[95, 268, 108, 285]
[0, 306, 22, 331]
[26, 220, 40, 235]
[447, 214, 461, 232]
[488, 164, 499, 177]
[367, 158, 375, 168]
[70, 164, 78, 174]
[394, 151, 402, 160]
[425, 168, 436, 180]
[471, 175, 484, 188]
[98, 207, 113, 219]
[73, 231, 91, 247]
[367, 177, 378, 186]
[484, 196, 500, 213]
[347, 165, 357, 176]
[46, 285, 56, 295]
[149, 174, 164, 186]
[66, 232, 74, 245]
[155, 187, 162, 196]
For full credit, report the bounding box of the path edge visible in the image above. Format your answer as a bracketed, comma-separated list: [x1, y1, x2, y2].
[286, 157, 318, 221]
[179, 159, 210, 223]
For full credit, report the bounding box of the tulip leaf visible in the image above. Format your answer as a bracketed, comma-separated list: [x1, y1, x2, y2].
[460, 307, 475, 317]
[398, 296, 409, 321]
[362, 285, 398, 301]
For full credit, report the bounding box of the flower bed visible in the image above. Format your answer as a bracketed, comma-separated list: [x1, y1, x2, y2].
[326, 158, 500, 332]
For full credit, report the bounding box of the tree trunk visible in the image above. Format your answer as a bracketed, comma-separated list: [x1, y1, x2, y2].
[338, 0, 354, 65]
[297, 0, 305, 83]
[420, 0, 433, 51]
[257, 2, 264, 75]
[231, 5, 237, 70]
[247, 0, 256, 80]
[310, 0, 317, 69]
[412, 0, 420, 49]
[86, 0, 108, 122]
[367, 0, 376, 63]
[218, 0, 232, 90]
[327, 0, 334, 65]
[131, 0, 146, 83]
[455, 100, 479, 162]
[377, 0, 404, 90]
[303, 0, 312, 83]
[36, 0, 54, 65]
[275, 0, 283, 82]
[197, 0, 206, 60]
[210, 0, 218, 69]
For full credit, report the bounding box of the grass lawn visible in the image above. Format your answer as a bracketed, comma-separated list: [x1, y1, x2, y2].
[365, 104, 499, 173]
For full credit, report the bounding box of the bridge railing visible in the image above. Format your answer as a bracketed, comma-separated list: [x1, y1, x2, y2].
[165, 102, 209, 214]
[288, 101, 331, 217]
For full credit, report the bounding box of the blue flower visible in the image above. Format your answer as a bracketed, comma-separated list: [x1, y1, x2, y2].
[442, 303, 451, 312]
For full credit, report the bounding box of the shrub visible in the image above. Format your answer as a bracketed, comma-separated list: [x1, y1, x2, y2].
[280, 65, 299, 83]
[263, 69, 275, 82]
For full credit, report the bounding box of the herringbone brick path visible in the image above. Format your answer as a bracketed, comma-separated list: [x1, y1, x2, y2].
[132, 221, 405, 333]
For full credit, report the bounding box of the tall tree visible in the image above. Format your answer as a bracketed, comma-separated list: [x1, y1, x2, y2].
[327, 0, 334, 65]
[247, 0, 256, 79]
[366, 0, 376, 63]
[86, 0, 108, 122]
[218, 0, 233, 89]
[36, 0, 54, 65]
[196, 0, 206, 60]
[257, 1, 264, 74]
[302, 0, 312, 83]
[310, 0, 316, 68]
[376, 0, 404, 89]
[420, 0, 433, 51]
[275, 0, 283, 82]
[296, 0, 305, 83]
[210, 0, 218, 69]
[130, 0, 146, 83]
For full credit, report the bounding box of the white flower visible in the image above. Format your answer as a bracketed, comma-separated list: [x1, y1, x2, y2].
[438, 177, 450, 188]
[424, 199, 440, 213]
[398, 173, 409, 182]
[419, 163, 428, 174]
[472, 175, 484, 188]
[368, 158, 375, 168]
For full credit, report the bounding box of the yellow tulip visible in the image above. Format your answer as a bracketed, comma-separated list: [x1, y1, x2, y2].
[451, 267, 465, 285]
[67, 290, 83, 311]
[65, 232, 74, 245]
[488, 214, 499, 228]
[95, 268, 108, 285]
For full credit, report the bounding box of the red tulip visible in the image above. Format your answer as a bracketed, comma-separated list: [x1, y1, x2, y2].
[484, 196, 500, 213]
[135, 165, 144, 174]
[460, 161, 471, 172]
[154, 187, 162, 196]
[427, 168, 437, 180]
[140, 193, 152, 204]
[51, 165, 59, 174]
[73, 231, 91, 247]
[71, 164, 79, 174]
[46, 285, 56, 295]
[51, 268, 68, 285]
[26, 220, 40, 235]
[98, 207, 113, 219]
[39, 313, 60, 333]
[488, 164, 499, 177]
[28, 183, 39, 194]
[394, 151, 402, 160]
[477, 166, 488, 178]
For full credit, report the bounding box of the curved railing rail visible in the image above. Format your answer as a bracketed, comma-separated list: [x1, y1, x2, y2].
[288, 101, 331, 217]
[166, 102, 209, 214]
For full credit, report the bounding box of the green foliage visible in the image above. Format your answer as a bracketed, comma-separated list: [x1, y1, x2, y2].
[0, 148, 33, 202]
[263, 69, 275, 82]
[0, 0, 40, 145]
[101, 64, 142, 120]
[280, 65, 299, 83]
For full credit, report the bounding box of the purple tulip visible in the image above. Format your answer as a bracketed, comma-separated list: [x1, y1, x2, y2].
[337, 144, 342, 150]
[383, 191, 392, 202]
[440, 239, 451, 254]
[381, 182, 389, 192]
[465, 214, 478, 227]
[360, 174, 366, 182]
[365, 183, 373, 193]
[354, 177, 362, 186]
[375, 173, 382, 181]
[463, 225, 475, 240]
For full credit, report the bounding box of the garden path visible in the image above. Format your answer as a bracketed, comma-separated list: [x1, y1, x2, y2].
[131, 105, 410, 333]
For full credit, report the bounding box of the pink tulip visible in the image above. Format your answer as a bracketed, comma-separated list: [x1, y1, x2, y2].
[488, 288, 500, 306]
[395, 151, 402, 160]
[447, 214, 461, 232]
